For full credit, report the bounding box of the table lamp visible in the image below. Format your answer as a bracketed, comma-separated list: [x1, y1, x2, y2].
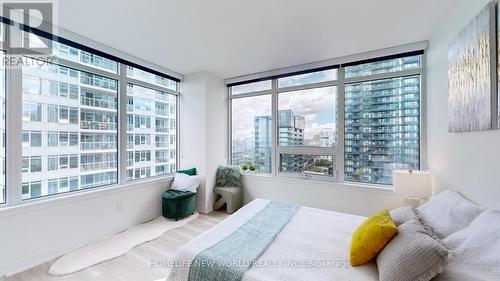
[392, 170, 432, 207]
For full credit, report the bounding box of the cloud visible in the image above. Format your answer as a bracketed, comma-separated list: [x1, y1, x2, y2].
[278, 87, 336, 117]
[231, 95, 271, 139]
[231, 86, 337, 141]
[305, 113, 317, 122]
[305, 122, 336, 139]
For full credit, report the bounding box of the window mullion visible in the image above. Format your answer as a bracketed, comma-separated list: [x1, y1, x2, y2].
[337, 67, 345, 183]
[118, 63, 128, 185]
[271, 79, 278, 176]
[126, 76, 178, 96]
[7, 59, 23, 205]
[227, 87, 232, 166]
[420, 55, 427, 170]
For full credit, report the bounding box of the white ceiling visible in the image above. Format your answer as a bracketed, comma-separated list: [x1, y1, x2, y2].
[57, 0, 460, 78]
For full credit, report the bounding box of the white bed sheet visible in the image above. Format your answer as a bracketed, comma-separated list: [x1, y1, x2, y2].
[168, 199, 379, 281]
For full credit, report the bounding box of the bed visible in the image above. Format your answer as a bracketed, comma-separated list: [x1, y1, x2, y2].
[167, 199, 378, 281]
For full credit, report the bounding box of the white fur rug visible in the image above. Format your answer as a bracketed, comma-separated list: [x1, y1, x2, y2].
[49, 213, 199, 276]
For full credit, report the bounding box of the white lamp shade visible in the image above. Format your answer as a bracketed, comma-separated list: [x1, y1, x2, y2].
[392, 170, 432, 199]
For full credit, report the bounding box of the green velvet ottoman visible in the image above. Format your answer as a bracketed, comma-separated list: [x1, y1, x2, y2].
[162, 190, 196, 220]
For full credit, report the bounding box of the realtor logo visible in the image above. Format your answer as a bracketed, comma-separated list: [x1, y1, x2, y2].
[2, 2, 53, 54]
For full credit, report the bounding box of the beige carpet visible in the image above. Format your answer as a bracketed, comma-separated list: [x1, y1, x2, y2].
[49, 213, 199, 276]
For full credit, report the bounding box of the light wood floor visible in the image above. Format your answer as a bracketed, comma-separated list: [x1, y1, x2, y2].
[8, 212, 229, 281]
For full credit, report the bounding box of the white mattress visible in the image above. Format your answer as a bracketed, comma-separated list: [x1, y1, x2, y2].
[168, 199, 379, 281]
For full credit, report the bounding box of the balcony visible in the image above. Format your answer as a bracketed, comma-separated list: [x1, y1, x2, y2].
[81, 160, 117, 172]
[81, 97, 117, 110]
[155, 157, 169, 163]
[155, 126, 169, 133]
[81, 121, 117, 131]
[81, 141, 117, 150]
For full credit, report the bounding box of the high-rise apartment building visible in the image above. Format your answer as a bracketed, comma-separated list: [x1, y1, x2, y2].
[277, 110, 307, 173]
[278, 110, 305, 146]
[254, 115, 272, 173]
[251, 110, 307, 173]
[126, 78, 177, 181]
[344, 56, 421, 185]
[20, 43, 177, 200]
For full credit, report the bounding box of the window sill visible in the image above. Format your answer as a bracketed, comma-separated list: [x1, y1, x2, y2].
[240, 173, 395, 194]
[0, 175, 173, 218]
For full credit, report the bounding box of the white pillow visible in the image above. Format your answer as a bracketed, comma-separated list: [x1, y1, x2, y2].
[171, 173, 200, 193]
[389, 206, 418, 226]
[417, 190, 485, 238]
[434, 210, 500, 281]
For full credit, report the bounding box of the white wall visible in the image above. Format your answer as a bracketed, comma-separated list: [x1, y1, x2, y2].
[0, 179, 170, 276]
[426, 0, 500, 210]
[180, 72, 227, 213]
[179, 72, 209, 213]
[242, 176, 403, 216]
[204, 74, 228, 208]
[179, 73, 207, 176]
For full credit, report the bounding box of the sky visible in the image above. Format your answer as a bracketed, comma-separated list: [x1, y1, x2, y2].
[231, 85, 337, 146]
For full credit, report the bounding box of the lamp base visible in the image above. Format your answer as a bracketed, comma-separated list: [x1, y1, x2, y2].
[402, 196, 424, 207]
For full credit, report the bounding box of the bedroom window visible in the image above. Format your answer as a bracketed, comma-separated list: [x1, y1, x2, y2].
[228, 51, 423, 186]
[231, 94, 272, 173]
[21, 56, 119, 200]
[126, 76, 178, 181]
[277, 85, 338, 178]
[0, 19, 181, 207]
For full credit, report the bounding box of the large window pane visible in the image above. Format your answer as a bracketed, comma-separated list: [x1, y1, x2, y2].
[344, 75, 420, 185]
[126, 83, 177, 180]
[22, 58, 118, 200]
[52, 42, 118, 73]
[127, 66, 177, 91]
[231, 80, 272, 95]
[345, 55, 421, 78]
[231, 95, 272, 173]
[278, 87, 337, 147]
[280, 154, 334, 176]
[278, 69, 337, 88]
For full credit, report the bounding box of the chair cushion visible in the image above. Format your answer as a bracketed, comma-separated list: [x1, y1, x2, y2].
[215, 166, 241, 188]
[214, 186, 241, 192]
[176, 167, 197, 176]
[163, 189, 195, 200]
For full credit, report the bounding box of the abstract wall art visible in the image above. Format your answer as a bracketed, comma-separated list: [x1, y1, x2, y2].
[448, 1, 496, 132]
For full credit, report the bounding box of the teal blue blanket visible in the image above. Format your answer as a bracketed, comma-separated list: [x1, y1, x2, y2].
[188, 202, 299, 281]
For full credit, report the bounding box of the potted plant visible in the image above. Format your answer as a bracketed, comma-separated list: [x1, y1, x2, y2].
[249, 164, 256, 171]
[242, 164, 249, 171]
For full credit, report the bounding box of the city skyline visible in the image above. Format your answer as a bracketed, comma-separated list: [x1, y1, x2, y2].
[231, 54, 422, 184]
[231, 86, 337, 146]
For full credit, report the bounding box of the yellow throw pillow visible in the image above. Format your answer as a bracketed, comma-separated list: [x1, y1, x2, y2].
[349, 209, 398, 266]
